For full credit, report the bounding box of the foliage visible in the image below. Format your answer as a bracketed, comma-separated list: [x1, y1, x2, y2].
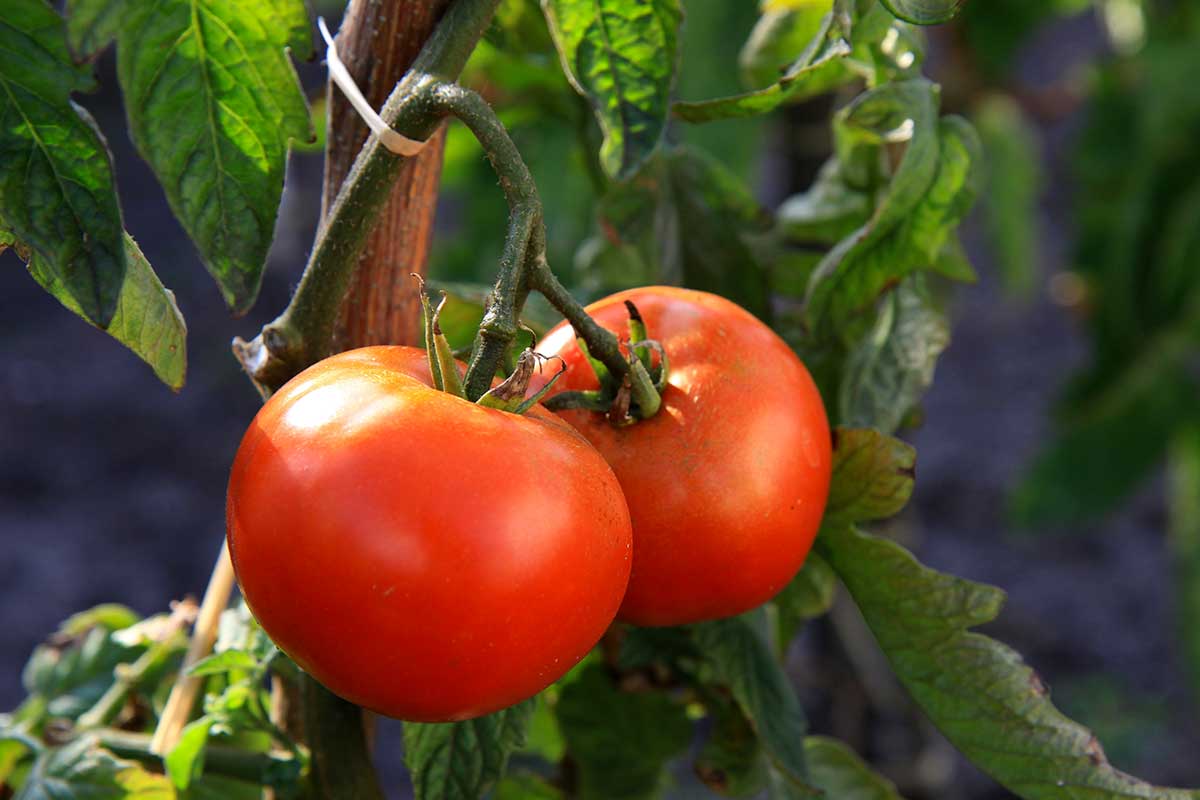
[1, 601, 304, 798]
[4, 0, 1199, 799]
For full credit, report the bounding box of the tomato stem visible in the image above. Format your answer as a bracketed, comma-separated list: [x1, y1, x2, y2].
[233, 0, 505, 396]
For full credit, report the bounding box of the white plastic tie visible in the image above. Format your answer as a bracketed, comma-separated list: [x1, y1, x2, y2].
[318, 17, 427, 157]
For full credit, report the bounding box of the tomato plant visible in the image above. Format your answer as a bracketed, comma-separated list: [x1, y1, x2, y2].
[227, 346, 632, 721]
[3, 0, 1199, 798]
[535, 287, 832, 626]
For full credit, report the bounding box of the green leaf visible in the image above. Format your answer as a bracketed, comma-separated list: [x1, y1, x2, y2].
[187, 651, 257, 677]
[58, 606, 141, 638]
[64, 0, 127, 59]
[805, 736, 904, 799]
[974, 94, 1040, 298]
[555, 665, 691, 800]
[15, 736, 168, 800]
[542, 0, 682, 179]
[825, 427, 915, 525]
[1012, 368, 1198, 526]
[116, 0, 314, 314]
[165, 718, 212, 791]
[599, 147, 773, 318]
[737, 2, 831, 90]
[819, 525, 1200, 799]
[1168, 424, 1200, 699]
[521, 693, 566, 764]
[774, 553, 837, 650]
[692, 617, 817, 795]
[674, 15, 850, 123]
[494, 773, 565, 800]
[694, 688, 770, 797]
[0, 0, 127, 326]
[22, 627, 145, 723]
[838, 276, 948, 434]
[21, 232, 187, 390]
[805, 84, 982, 337]
[878, 0, 965, 25]
[778, 159, 872, 246]
[404, 702, 533, 800]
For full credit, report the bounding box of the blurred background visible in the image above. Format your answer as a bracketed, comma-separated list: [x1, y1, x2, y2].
[3, 1, 1199, 798]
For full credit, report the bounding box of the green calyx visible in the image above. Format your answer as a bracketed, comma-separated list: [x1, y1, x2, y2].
[544, 301, 669, 425]
[417, 278, 563, 415]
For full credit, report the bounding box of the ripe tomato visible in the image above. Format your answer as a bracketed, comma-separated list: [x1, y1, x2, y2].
[226, 346, 632, 721]
[535, 288, 831, 626]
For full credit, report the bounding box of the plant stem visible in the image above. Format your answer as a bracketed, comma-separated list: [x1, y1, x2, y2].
[234, 0, 504, 396]
[431, 86, 642, 402]
[97, 729, 297, 788]
[429, 85, 542, 400]
[76, 634, 186, 730]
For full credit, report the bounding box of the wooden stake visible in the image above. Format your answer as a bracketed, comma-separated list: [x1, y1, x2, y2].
[150, 541, 236, 755]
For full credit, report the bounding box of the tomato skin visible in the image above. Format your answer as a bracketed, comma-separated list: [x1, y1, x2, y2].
[534, 288, 831, 627]
[226, 346, 632, 721]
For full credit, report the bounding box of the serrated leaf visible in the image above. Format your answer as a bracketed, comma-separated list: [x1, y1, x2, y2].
[774, 552, 837, 650]
[879, 0, 965, 25]
[805, 737, 904, 799]
[116, 0, 314, 314]
[404, 702, 533, 800]
[555, 665, 691, 800]
[674, 17, 850, 123]
[20, 231, 187, 390]
[542, 0, 682, 178]
[839, 276, 948, 434]
[805, 84, 982, 337]
[0, 0, 127, 326]
[692, 618, 818, 796]
[64, 0, 127, 59]
[15, 736, 168, 800]
[825, 427, 915, 524]
[819, 525, 1200, 799]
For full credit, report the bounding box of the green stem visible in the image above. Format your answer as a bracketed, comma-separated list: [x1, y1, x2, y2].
[233, 0, 503, 396]
[299, 675, 384, 800]
[425, 85, 647, 407]
[97, 729, 299, 788]
[76, 635, 186, 730]
[527, 262, 659, 414]
[429, 84, 542, 399]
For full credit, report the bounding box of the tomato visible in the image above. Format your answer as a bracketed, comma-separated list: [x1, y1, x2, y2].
[534, 288, 831, 626]
[226, 346, 632, 721]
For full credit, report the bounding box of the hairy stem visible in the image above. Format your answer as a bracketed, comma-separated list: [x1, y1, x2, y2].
[429, 85, 542, 399]
[431, 86, 641, 403]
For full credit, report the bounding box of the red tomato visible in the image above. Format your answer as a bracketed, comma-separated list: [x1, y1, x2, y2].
[534, 288, 831, 626]
[227, 346, 632, 721]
